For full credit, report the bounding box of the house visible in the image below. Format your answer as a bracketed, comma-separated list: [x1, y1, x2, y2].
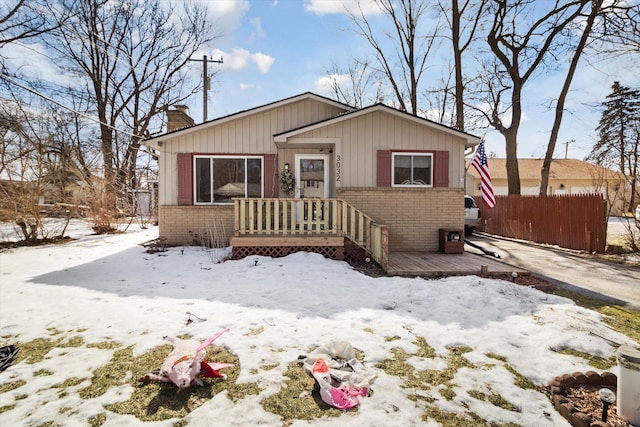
[465, 158, 630, 215]
[144, 92, 481, 269]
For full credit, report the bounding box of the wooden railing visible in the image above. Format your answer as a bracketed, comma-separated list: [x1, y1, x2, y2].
[233, 198, 388, 269]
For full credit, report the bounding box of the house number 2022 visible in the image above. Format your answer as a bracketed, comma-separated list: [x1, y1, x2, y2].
[335, 154, 341, 182]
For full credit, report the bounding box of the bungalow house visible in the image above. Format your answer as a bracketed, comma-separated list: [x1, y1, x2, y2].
[144, 93, 481, 270]
[465, 158, 630, 215]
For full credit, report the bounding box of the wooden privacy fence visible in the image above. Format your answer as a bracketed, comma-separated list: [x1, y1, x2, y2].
[476, 194, 607, 253]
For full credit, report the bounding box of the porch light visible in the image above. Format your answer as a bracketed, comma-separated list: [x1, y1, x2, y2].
[284, 163, 289, 171]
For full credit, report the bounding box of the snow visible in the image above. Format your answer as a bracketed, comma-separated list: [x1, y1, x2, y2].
[0, 220, 635, 426]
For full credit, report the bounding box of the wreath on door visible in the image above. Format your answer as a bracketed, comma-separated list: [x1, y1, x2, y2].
[280, 168, 296, 197]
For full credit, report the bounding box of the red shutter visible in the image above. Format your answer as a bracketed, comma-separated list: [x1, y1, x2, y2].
[177, 153, 193, 205]
[263, 154, 277, 197]
[377, 150, 392, 187]
[433, 150, 449, 187]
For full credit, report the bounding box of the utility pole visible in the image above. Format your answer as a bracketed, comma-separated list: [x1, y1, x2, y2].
[188, 55, 223, 122]
[564, 139, 574, 159]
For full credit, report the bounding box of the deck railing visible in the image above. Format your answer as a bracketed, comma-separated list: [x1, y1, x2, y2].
[233, 198, 388, 269]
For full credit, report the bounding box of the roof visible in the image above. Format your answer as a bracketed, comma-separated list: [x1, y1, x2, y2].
[466, 158, 626, 180]
[274, 103, 481, 148]
[144, 92, 355, 144]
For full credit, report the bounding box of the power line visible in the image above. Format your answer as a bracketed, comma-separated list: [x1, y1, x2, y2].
[0, 72, 140, 139]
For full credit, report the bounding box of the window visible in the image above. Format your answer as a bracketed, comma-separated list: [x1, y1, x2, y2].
[392, 153, 433, 186]
[194, 156, 263, 204]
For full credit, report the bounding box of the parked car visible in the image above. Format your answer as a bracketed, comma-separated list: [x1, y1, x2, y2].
[464, 195, 481, 234]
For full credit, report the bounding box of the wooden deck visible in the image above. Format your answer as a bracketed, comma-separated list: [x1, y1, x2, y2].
[386, 251, 525, 277]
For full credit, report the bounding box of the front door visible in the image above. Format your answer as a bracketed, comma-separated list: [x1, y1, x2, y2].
[295, 154, 329, 199]
[295, 154, 329, 225]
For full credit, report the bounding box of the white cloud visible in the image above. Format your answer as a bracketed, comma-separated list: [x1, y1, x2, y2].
[212, 48, 275, 73]
[304, 0, 383, 16]
[314, 73, 350, 94]
[249, 17, 266, 41]
[252, 52, 275, 73]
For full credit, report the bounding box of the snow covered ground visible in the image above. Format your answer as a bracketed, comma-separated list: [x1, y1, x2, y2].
[0, 220, 636, 426]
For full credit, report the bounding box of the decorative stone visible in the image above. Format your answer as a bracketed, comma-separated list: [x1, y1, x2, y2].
[550, 385, 562, 395]
[589, 421, 608, 427]
[600, 371, 617, 386]
[584, 371, 602, 385]
[560, 402, 577, 417]
[549, 380, 562, 388]
[562, 373, 576, 386]
[568, 411, 592, 427]
[572, 372, 588, 384]
[553, 394, 568, 408]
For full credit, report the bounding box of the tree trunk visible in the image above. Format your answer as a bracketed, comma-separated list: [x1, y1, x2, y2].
[540, 0, 604, 195]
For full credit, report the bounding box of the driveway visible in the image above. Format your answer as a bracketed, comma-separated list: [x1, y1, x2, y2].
[464, 233, 640, 309]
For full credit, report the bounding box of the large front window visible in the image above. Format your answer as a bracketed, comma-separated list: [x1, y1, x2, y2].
[393, 153, 433, 186]
[195, 156, 263, 204]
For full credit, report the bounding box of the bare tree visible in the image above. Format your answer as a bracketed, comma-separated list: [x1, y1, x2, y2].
[323, 58, 384, 108]
[0, 0, 62, 48]
[539, 0, 606, 195]
[437, 0, 487, 131]
[346, 0, 439, 115]
[48, 0, 215, 218]
[469, 0, 592, 194]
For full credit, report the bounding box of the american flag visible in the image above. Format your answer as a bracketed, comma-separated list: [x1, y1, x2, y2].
[471, 140, 495, 209]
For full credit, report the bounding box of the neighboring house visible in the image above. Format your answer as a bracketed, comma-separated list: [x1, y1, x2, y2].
[465, 158, 630, 215]
[144, 92, 481, 266]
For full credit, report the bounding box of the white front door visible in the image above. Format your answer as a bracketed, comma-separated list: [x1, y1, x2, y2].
[295, 154, 329, 199]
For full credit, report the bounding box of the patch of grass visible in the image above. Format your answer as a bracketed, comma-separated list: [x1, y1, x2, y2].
[79, 346, 135, 399]
[415, 336, 437, 358]
[106, 343, 245, 422]
[468, 389, 486, 400]
[34, 369, 54, 376]
[13, 337, 62, 365]
[504, 364, 535, 390]
[53, 377, 85, 389]
[552, 348, 617, 370]
[260, 361, 343, 422]
[552, 289, 640, 343]
[485, 352, 535, 390]
[260, 363, 279, 371]
[363, 327, 374, 334]
[439, 385, 456, 400]
[422, 405, 522, 427]
[87, 412, 106, 427]
[487, 392, 520, 412]
[245, 326, 264, 336]
[0, 379, 26, 393]
[59, 336, 84, 348]
[0, 404, 16, 413]
[384, 335, 401, 342]
[598, 306, 640, 344]
[486, 352, 507, 362]
[86, 340, 122, 350]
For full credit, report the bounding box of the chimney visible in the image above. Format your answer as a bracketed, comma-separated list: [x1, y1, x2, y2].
[166, 105, 195, 132]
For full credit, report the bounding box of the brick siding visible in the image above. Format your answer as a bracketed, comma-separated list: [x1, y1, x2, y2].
[338, 187, 464, 252]
[159, 205, 234, 246]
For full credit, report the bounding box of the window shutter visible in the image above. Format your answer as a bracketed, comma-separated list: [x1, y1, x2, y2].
[376, 150, 392, 187]
[177, 153, 193, 205]
[433, 151, 449, 187]
[263, 154, 277, 197]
